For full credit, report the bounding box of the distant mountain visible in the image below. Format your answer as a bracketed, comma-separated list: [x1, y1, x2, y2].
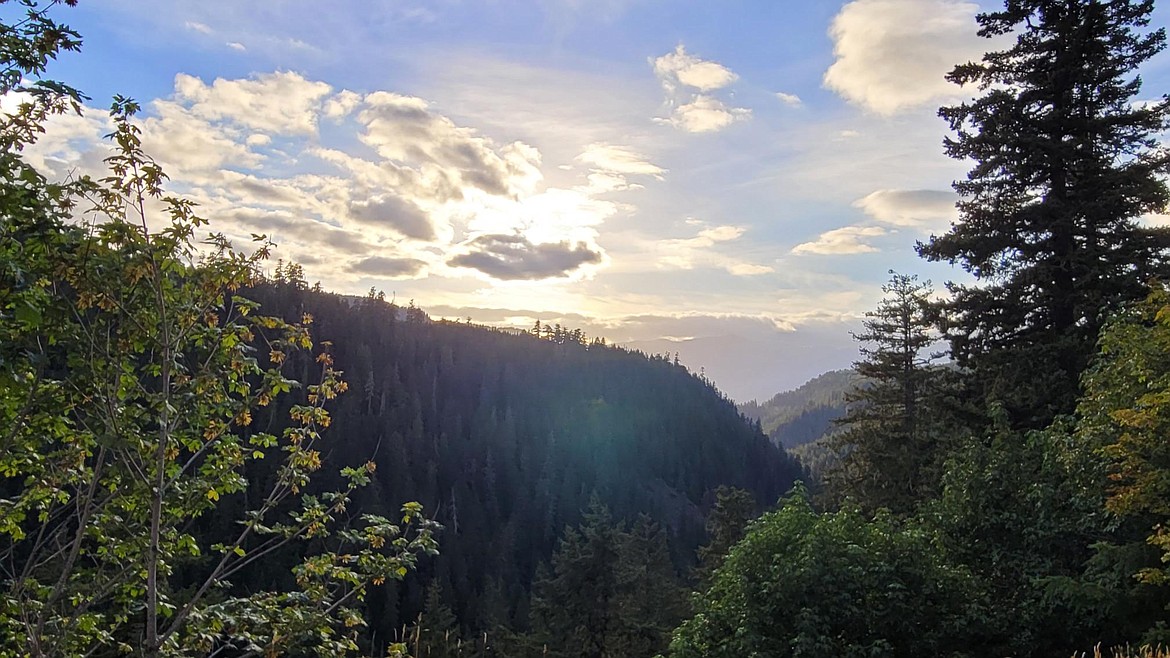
[738, 369, 857, 450]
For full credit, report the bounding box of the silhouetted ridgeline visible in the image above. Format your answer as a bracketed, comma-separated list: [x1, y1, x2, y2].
[238, 282, 802, 638]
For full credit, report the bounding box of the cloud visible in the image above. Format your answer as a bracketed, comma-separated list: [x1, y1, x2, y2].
[854, 189, 958, 228]
[823, 0, 989, 115]
[358, 92, 543, 198]
[350, 255, 427, 278]
[652, 44, 738, 92]
[576, 143, 664, 178]
[448, 234, 603, 280]
[424, 305, 863, 402]
[226, 42, 247, 52]
[792, 225, 887, 255]
[221, 208, 375, 254]
[775, 92, 803, 107]
[185, 21, 212, 34]
[652, 45, 749, 133]
[173, 71, 334, 135]
[140, 100, 261, 175]
[726, 262, 775, 276]
[323, 90, 361, 120]
[659, 95, 750, 133]
[654, 223, 773, 275]
[348, 195, 435, 240]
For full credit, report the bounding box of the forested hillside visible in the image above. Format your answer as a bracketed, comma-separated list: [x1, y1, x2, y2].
[738, 369, 854, 448]
[244, 280, 801, 645]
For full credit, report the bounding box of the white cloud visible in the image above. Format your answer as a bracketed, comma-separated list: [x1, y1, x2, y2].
[140, 100, 262, 175]
[659, 95, 750, 133]
[823, 0, 990, 115]
[576, 143, 664, 178]
[854, 189, 958, 228]
[726, 262, 775, 276]
[775, 92, 803, 107]
[6, 99, 112, 180]
[358, 91, 543, 198]
[173, 71, 334, 135]
[185, 21, 212, 34]
[652, 45, 749, 133]
[323, 90, 361, 120]
[226, 42, 247, 52]
[654, 223, 773, 275]
[653, 44, 738, 92]
[792, 225, 887, 255]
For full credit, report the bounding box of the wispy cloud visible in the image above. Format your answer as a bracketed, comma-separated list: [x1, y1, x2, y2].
[184, 20, 212, 34]
[576, 143, 664, 178]
[775, 92, 803, 107]
[792, 225, 887, 255]
[652, 223, 774, 276]
[854, 189, 958, 229]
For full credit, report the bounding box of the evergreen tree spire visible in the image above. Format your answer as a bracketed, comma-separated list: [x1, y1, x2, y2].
[919, 0, 1170, 427]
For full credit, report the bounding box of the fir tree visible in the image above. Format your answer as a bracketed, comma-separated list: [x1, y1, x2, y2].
[919, 0, 1170, 427]
[828, 273, 945, 514]
[695, 486, 756, 584]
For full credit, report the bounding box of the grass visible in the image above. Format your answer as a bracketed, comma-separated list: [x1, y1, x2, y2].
[1074, 646, 1170, 658]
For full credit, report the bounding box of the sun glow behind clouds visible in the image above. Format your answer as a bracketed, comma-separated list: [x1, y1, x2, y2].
[23, 70, 672, 291]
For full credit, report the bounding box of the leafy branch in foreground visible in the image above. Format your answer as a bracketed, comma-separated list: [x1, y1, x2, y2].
[0, 6, 438, 654]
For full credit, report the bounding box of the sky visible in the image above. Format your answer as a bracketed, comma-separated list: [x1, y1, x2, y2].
[20, 0, 1170, 402]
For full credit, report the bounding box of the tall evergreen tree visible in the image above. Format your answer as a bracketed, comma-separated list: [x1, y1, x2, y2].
[529, 499, 621, 658]
[695, 486, 756, 584]
[919, 0, 1170, 427]
[529, 500, 687, 658]
[828, 273, 946, 513]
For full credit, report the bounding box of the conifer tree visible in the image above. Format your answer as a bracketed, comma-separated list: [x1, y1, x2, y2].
[828, 273, 944, 514]
[695, 486, 756, 584]
[919, 0, 1170, 427]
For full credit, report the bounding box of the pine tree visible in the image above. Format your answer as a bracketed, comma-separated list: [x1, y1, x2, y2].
[919, 0, 1170, 427]
[529, 499, 620, 658]
[409, 582, 461, 658]
[828, 273, 945, 514]
[609, 516, 689, 657]
[695, 486, 756, 584]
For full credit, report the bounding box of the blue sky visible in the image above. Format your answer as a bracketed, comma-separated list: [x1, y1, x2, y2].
[25, 0, 1170, 401]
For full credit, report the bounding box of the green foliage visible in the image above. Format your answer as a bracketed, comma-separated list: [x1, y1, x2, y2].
[406, 582, 462, 658]
[529, 499, 689, 658]
[827, 273, 952, 514]
[0, 3, 438, 655]
[919, 0, 1170, 428]
[666, 487, 978, 658]
[1080, 287, 1170, 587]
[925, 423, 1116, 655]
[695, 486, 755, 585]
